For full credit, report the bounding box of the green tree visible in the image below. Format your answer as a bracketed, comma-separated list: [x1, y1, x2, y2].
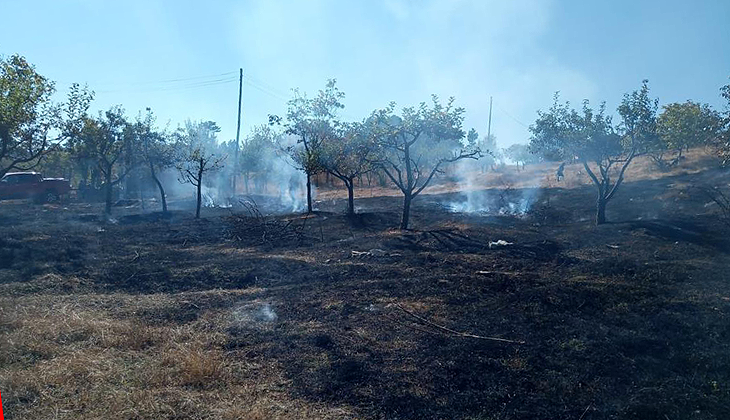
[240, 125, 277, 193]
[78, 106, 140, 215]
[715, 83, 730, 166]
[175, 120, 225, 218]
[504, 143, 538, 170]
[530, 81, 657, 225]
[0, 54, 92, 177]
[653, 101, 722, 168]
[271, 79, 345, 213]
[368, 96, 480, 229]
[138, 109, 176, 213]
[320, 121, 376, 216]
[480, 133, 497, 172]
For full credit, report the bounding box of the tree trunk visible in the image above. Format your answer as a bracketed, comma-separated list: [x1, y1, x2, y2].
[347, 179, 355, 217]
[244, 171, 249, 194]
[306, 173, 313, 213]
[150, 164, 167, 213]
[195, 182, 202, 219]
[104, 172, 113, 215]
[596, 196, 607, 225]
[400, 193, 412, 229]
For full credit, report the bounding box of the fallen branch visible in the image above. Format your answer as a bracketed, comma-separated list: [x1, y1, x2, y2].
[476, 270, 522, 276]
[394, 304, 525, 344]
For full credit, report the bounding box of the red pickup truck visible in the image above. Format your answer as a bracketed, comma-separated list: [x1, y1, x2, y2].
[0, 172, 72, 203]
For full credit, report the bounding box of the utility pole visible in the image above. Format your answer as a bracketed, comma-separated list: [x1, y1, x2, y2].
[233, 68, 243, 195]
[487, 96, 493, 142]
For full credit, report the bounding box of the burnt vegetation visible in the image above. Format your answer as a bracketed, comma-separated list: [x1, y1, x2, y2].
[1, 54, 730, 420]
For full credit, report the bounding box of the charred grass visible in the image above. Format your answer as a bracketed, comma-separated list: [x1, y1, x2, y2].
[2, 165, 730, 419]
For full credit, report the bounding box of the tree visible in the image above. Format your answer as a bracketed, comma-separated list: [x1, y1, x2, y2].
[479, 132, 497, 172]
[715, 83, 730, 166]
[78, 106, 140, 215]
[653, 101, 722, 168]
[530, 81, 657, 225]
[0, 54, 92, 178]
[368, 96, 480, 229]
[176, 121, 225, 218]
[271, 79, 345, 213]
[138, 109, 176, 213]
[504, 143, 537, 170]
[239, 125, 277, 193]
[320, 122, 376, 216]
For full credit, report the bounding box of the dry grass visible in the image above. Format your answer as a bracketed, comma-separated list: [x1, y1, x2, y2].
[0, 295, 355, 420]
[315, 147, 720, 201]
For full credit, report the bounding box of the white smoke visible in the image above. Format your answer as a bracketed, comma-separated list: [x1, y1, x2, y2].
[447, 157, 544, 216]
[230, 301, 278, 331]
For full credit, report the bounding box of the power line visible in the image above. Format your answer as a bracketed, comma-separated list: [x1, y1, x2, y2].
[95, 77, 238, 94]
[244, 77, 290, 102]
[244, 74, 290, 98]
[57, 71, 238, 88]
[496, 104, 530, 128]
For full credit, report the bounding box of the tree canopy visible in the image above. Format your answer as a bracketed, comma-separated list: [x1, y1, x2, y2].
[367, 95, 480, 228]
[530, 81, 658, 224]
[0, 54, 92, 177]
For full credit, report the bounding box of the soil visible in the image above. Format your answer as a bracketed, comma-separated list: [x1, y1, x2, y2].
[2, 154, 730, 419]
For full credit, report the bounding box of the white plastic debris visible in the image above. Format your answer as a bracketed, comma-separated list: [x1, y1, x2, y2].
[351, 249, 402, 258]
[488, 240, 514, 248]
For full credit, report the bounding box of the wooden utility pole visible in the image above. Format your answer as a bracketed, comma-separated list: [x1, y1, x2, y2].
[233, 68, 243, 195]
[487, 96, 493, 142]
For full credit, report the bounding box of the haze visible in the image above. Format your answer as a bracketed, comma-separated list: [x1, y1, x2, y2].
[2, 0, 728, 148]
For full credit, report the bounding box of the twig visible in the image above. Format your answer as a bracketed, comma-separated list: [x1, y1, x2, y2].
[476, 270, 523, 276]
[394, 304, 525, 344]
[578, 403, 592, 420]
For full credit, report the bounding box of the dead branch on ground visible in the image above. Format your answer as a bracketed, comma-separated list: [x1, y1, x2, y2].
[225, 198, 305, 246]
[394, 304, 525, 344]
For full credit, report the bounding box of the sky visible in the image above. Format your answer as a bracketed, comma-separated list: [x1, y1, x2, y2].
[2, 0, 729, 149]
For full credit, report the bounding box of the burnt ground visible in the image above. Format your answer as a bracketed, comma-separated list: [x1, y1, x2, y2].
[1, 164, 730, 419]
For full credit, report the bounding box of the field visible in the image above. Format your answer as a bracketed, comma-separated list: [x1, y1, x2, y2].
[2, 152, 730, 419]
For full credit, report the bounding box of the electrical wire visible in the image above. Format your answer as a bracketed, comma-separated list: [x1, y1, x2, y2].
[496, 104, 530, 128]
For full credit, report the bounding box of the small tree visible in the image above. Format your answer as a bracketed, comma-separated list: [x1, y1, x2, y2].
[320, 122, 376, 216]
[653, 101, 722, 168]
[478, 132, 497, 172]
[138, 109, 176, 213]
[271, 79, 345, 213]
[530, 81, 658, 225]
[504, 143, 537, 170]
[240, 125, 277, 193]
[176, 121, 225, 218]
[715, 83, 730, 166]
[368, 96, 480, 229]
[0, 54, 92, 178]
[78, 106, 140, 215]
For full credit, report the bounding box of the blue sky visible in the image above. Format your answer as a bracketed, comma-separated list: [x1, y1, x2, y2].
[2, 0, 728, 148]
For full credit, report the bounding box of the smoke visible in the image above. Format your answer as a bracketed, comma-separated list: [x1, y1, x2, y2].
[136, 137, 312, 214]
[268, 148, 308, 213]
[447, 158, 544, 216]
[230, 301, 278, 331]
